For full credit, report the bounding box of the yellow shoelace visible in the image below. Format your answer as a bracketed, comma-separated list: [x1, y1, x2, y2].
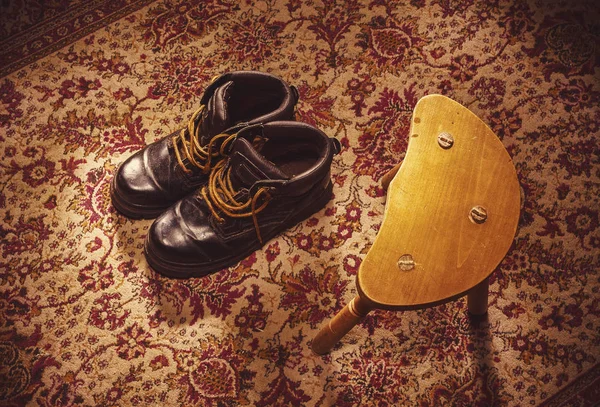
[173, 105, 237, 173]
[201, 159, 272, 244]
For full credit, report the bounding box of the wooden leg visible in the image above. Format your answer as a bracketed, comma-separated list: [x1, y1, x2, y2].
[467, 277, 489, 316]
[311, 295, 372, 355]
[381, 161, 403, 191]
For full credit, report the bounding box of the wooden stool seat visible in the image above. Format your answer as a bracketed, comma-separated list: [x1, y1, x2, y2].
[312, 94, 520, 355]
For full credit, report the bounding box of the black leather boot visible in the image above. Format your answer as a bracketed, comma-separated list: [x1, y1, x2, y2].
[111, 71, 298, 218]
[144, 121, 341, 278]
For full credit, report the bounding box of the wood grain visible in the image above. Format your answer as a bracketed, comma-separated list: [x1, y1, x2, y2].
[356, 94, 521, 310]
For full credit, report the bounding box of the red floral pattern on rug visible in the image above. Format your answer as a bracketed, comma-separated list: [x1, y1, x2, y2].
[1, 0, 599, 406]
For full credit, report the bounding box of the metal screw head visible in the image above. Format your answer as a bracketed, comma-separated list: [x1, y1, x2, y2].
[397, 254, 415, 271]
[470, 206, 488, 224]
[437, 132, 454, 149]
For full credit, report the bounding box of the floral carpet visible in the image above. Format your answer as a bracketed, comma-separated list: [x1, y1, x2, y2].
[1, 0, 599, 406]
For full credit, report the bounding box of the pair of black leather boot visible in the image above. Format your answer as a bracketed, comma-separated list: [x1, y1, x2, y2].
[111, 71, 340, 278]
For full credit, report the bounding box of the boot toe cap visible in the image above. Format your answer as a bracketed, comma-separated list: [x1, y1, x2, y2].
[148, 208, 203, 261]
[145, 200, 227, 277]
[116, 154, 154, 196]
[111, 146, 173, 217]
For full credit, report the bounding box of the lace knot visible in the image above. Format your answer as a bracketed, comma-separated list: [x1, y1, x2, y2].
[173, 105, 236, 174]
[201, 160, 272, 244]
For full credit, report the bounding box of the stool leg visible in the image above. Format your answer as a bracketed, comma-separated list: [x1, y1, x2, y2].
[467, 277, 489, 315]
[311, 295, 371, 355]
[381, 161, 403, 191]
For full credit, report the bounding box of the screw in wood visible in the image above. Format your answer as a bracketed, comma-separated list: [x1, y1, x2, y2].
[470, 206, 488, 224]
[397, 254, 415, 271]
[437, 132, 454, 149]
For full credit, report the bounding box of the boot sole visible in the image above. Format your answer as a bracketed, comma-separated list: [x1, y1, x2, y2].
[144, 180, 334, 278]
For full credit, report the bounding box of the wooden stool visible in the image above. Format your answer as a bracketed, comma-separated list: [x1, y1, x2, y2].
[311, 94, 521, 355]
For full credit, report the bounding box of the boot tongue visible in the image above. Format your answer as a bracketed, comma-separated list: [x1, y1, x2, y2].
[199, 81, 234, 144]
[228, 138, 288, 189]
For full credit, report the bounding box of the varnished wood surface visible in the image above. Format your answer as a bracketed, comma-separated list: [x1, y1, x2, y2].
[311, 295, 371, 355]
[357, 94, 520, 310]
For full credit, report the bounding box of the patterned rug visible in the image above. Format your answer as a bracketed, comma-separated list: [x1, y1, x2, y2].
[1, 0, 599, 406]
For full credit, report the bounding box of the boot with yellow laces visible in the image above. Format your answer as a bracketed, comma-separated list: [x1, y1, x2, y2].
[111, 71, 298, 218]
[144, 121, 340, 278]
